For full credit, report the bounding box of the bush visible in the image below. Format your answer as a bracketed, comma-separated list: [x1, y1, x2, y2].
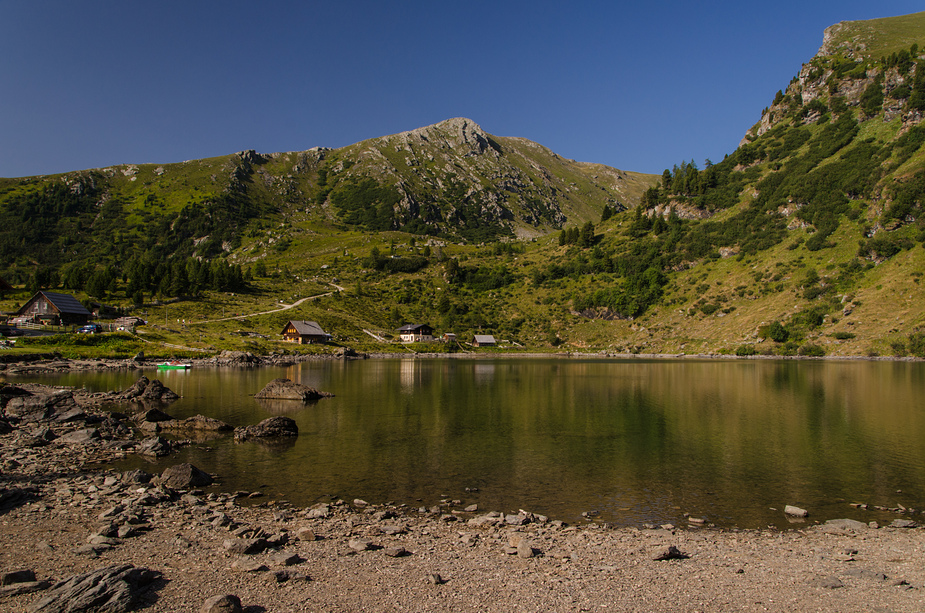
[768, 321, 789, 342]
[908, 331, 925, 357]
[832, 331, 856, 340]
[798, 343, 826, 357]
[735, 344, 757, 356]
[890, 340, 908, 357]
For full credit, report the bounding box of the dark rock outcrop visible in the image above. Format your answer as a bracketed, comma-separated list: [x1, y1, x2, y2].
[156, 463, 213, 489]
[118, 377, 179, 402]
[159, 415, 233, 432]
[254, 378, 333, 402]
[28, 564, 159, 613]
[5, 391, 78, 423]
[234, 416, 298, 442]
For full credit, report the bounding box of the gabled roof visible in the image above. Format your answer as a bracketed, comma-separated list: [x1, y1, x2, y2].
[282, 320, 328, 336]
[398, 323, 432, 333]
[474, 334, 496, 344]
[25, 291, 91, 316]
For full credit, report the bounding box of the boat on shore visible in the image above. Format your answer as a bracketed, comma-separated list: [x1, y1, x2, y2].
[156, 361, 192, 370]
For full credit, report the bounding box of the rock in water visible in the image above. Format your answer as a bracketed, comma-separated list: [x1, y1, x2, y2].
[234, 416, 298, 442]
[119, 377, 179, 402]
[156, 463, 213, 489]
[28, 564, 159, 613]
[254, 378, 333, 401]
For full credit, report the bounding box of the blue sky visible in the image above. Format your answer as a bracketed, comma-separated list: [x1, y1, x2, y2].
[2, 1, 924, 178]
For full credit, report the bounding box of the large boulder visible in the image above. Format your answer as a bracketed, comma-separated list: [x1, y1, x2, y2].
[234, 416, 298, 442]
[254, 378, 333, 401]
[159, 415, 233, 432]
[118, 377, 179, 402]
[28, 564, 159, 613]
[5, 391, 78, 423]
[156, 463, 213, 489]
[0, 384, 32, 408]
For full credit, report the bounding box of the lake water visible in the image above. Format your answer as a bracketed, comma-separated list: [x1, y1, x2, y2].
[11, 358, 925, 528]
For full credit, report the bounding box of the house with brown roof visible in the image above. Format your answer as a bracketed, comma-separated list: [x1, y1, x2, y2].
[281, 320, 331, 344]
[398, 323, 434, 343]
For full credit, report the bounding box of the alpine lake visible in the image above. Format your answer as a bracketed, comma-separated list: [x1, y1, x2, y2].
[11, 357, 925, 529]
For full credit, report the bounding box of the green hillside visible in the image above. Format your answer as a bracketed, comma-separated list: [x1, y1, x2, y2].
[2, 14, 925, 359]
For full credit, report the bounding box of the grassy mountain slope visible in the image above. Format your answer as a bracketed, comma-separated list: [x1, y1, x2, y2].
[2, 14, 925, 359]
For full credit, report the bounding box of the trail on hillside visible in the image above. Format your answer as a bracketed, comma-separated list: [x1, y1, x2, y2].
[188, 285, 343, 324]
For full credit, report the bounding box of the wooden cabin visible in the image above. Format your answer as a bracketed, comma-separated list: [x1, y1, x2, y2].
[15, 291, 91, 325]
[281, 320, 331, 344]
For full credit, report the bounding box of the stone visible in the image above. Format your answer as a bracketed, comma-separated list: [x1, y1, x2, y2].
[119, 377, 179, 402]
[784, 505, 809, 517]
[652, 546, 689, 561]
[157, 463, 213, 489]
[200, 594, 242, 613]
[28, 563, 159, 612]
[426, 573, 444, 585]
[890, 519, 917, 528]
[383, 547, 408, 558]
[54, 408, 87, 423]
[122, 469, 153, 484]
[231, 559, 268, 573]
[814, 575, 844, 589]
[5, 391, 77, 423]
[136, 436, 174, 457]
[517, 540, 535, 558]
[234, 416, 298, 442]
[161, 415, 232, 432]
[223, 538, 268, 555]
[295, 527, 317, 541]
[822, 518, 868, 532]
[348, 538, 375, 552]
[270, 552, 303, 566]
[58, 428, 101, 444]
[136, 408, 173, 423]
[1, 580, 52, 596]
[1, 568, 36, 585]
[254, 378, 333, 401]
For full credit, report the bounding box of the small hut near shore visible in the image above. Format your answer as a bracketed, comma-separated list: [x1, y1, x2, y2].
[281, 320, 331, 344]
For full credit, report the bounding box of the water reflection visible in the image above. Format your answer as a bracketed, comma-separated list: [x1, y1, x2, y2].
[9, 359, 925, 528]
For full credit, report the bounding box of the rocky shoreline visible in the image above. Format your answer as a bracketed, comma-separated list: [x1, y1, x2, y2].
[0, 347, 922, 378]
[0, 381, 923, 611]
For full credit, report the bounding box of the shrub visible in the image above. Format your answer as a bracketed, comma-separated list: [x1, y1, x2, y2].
[735, 344, 757, 356]
[908, 331, 925, 357]
[889, 340, 908, 357]
[768, 321, 789, 342]
[798, 343, 826, 357]
[832, 331, 856, 340]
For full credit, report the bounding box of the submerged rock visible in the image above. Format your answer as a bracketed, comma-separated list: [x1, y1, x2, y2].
[234, 416, 298, 442]
[254, 378, 333, 402]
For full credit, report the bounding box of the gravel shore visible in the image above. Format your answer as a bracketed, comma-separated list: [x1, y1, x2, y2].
[1, 381, 924, 612]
